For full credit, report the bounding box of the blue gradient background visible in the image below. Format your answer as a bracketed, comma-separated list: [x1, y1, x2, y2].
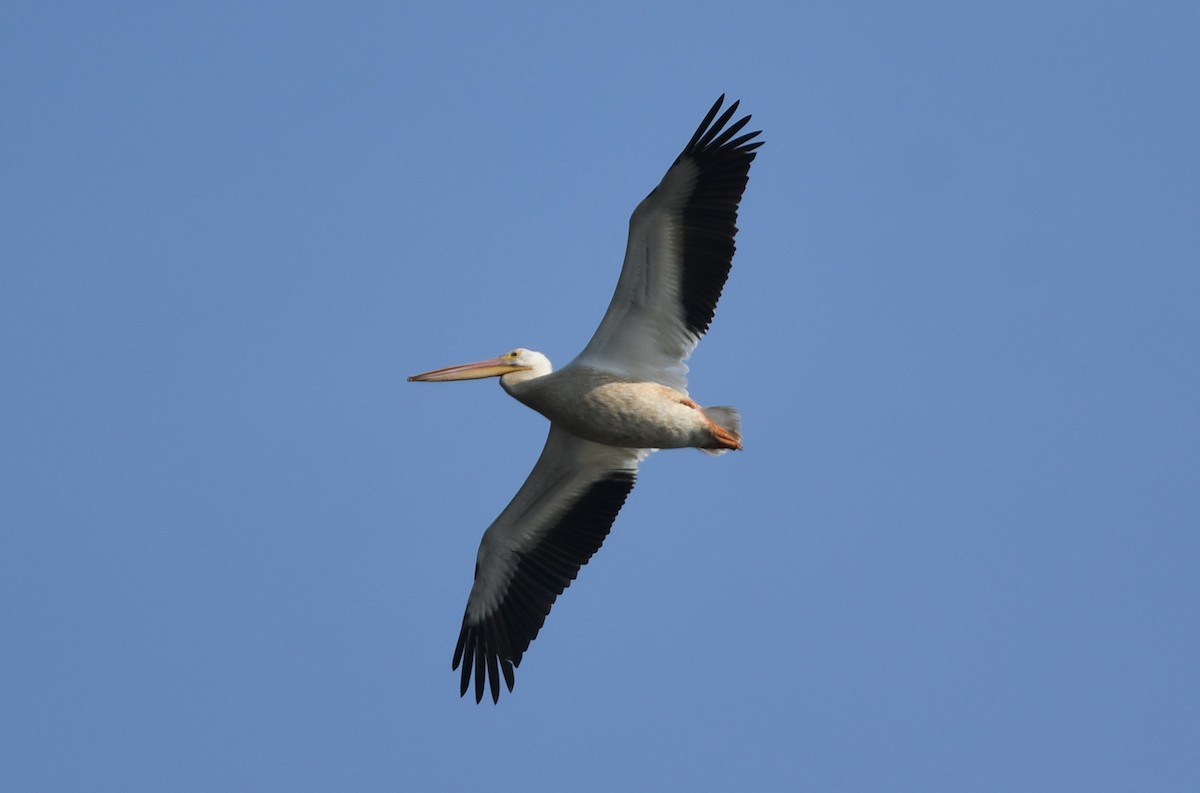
[3, 2, 1197, 790]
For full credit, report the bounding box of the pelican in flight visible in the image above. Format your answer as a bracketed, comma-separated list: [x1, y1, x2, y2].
[409, 96, 762, 703]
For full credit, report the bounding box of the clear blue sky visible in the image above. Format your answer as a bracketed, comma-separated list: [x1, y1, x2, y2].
[3, 2, 1198, 790]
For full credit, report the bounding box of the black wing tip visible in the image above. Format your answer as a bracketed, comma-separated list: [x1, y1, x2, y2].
[674, 96, 763, 338]
[684, 95, 764, 159]
[453, 621, 518, 704]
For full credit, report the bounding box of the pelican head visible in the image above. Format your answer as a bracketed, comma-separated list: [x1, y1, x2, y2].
[408, 348, 552, 386]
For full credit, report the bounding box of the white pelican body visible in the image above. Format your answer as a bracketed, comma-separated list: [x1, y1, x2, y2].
[516, 369, 740, 451]
[409, 96, 762, 702]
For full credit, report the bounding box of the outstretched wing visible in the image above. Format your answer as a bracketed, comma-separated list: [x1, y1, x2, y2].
[453, 425, 647, 703]
[571, 95, 763, 392]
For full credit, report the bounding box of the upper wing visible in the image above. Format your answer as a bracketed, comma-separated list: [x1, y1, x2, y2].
[571, 95, 763, 392]
[453, 425, 647, 703]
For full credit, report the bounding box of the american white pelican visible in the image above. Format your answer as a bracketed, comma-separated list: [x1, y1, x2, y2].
[409, 96, 762, 703]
